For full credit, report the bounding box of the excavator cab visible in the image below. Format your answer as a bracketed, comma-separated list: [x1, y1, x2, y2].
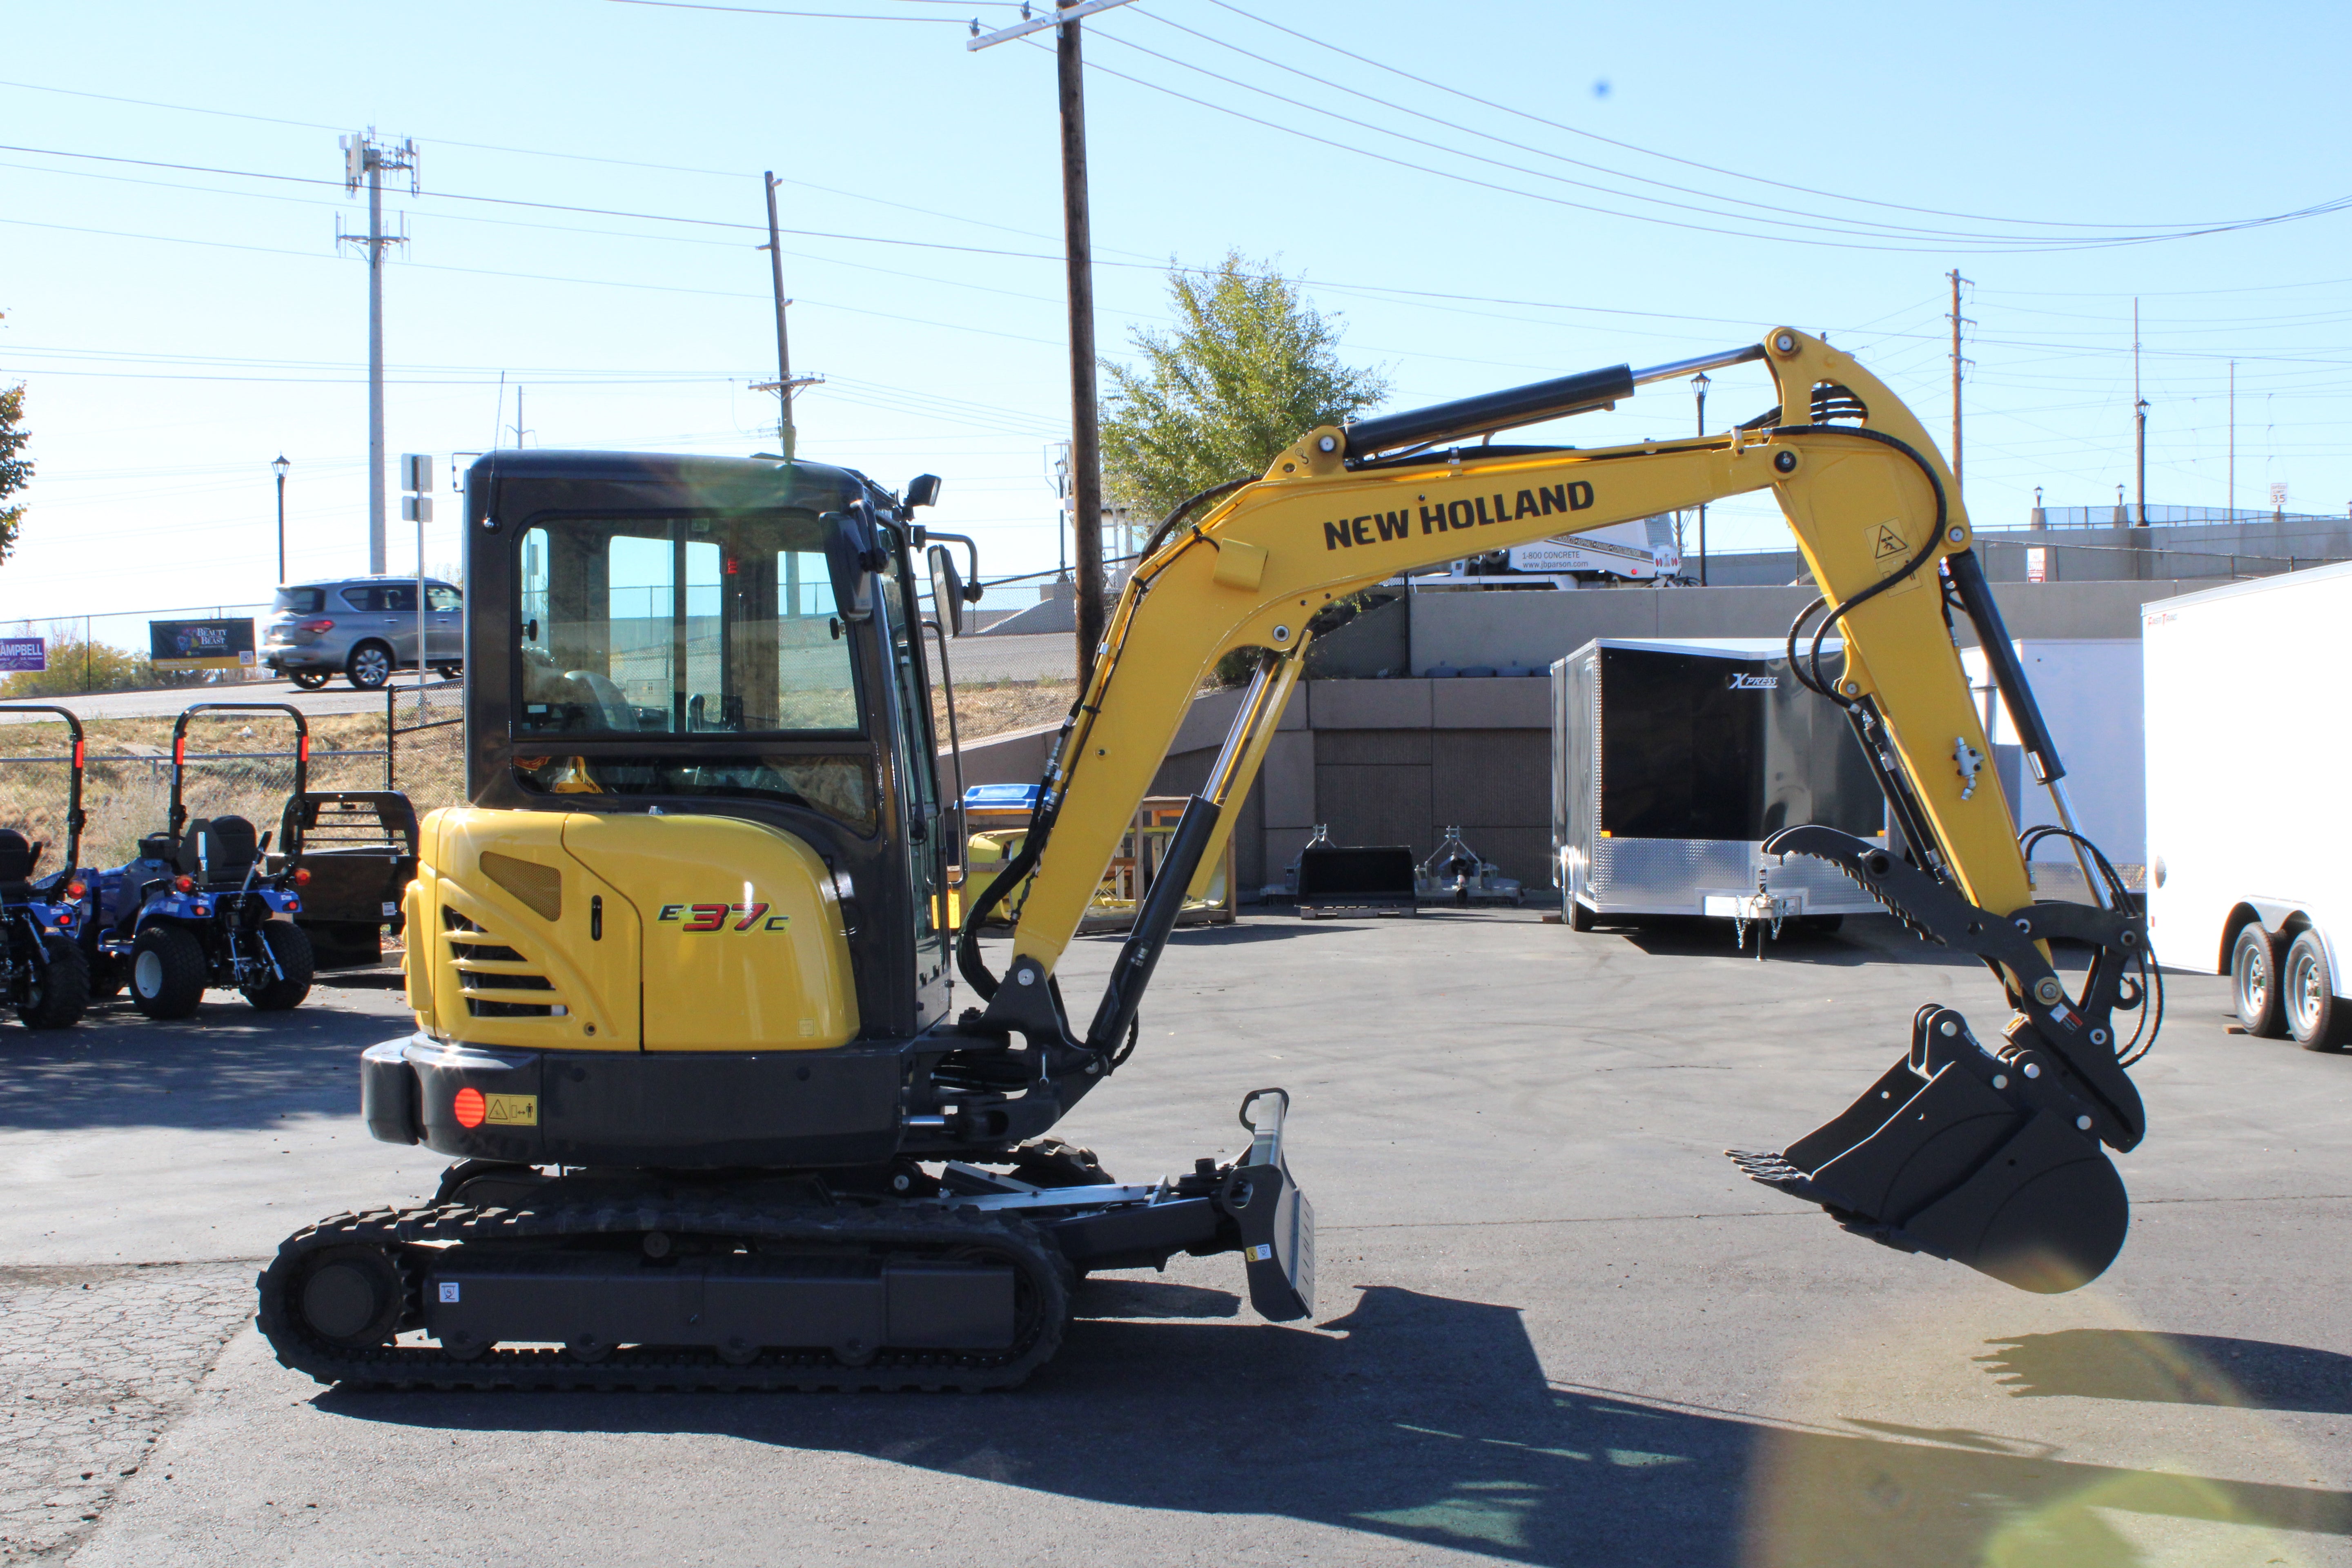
[263, 452, 1311, 1390]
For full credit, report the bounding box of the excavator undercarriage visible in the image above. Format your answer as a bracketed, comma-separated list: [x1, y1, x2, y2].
[259, 328, 2153, 1388]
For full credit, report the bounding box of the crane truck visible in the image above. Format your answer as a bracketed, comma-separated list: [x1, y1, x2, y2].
[258, 329, 2159, 1389]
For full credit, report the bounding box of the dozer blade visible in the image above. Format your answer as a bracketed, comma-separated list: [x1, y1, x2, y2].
[1731, 1005, 2127, 1293]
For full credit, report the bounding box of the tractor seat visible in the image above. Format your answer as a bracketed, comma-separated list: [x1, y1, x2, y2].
[138, 832, 178, 864]
[177, 816, 260, 886]
[0, 830, 41, 902]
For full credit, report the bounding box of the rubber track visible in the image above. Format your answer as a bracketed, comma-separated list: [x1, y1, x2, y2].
[256, 1199, 1071, 1392]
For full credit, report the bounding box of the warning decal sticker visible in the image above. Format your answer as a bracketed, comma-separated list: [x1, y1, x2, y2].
[451, 1088, 539, 1129]
[1866, 519, 1924, 595]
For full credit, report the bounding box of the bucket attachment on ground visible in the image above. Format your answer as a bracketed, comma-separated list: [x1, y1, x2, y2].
[1732, 1004, 2128, 1293]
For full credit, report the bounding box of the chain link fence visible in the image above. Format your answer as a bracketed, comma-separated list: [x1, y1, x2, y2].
[0, 686, 471, 874]
[387, 680, 467, 822]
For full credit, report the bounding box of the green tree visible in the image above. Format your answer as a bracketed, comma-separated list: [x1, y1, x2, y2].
[0, 379, 30, 564]
[1100, 252, 1389, 523]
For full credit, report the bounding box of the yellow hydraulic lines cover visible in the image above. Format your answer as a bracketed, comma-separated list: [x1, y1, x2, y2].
[1008, 330, 2031, 980]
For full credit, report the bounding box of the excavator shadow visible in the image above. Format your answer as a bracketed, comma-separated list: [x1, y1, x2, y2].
[1979, 1329, 2352, 1414]
[317, 1285, 2352, 1567]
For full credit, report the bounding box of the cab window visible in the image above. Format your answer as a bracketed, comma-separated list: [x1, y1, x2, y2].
[516, 513, 857, 736]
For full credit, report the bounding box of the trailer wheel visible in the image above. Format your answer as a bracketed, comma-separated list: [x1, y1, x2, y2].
[19, 935, 89, 1029]
[242, 921, 315, 1012]
[1567, 899, 1595, 932]
[2230, 923, 2286, 1038]
[2282, 931, 2347, 1052]
[129, 927, 208, 1019]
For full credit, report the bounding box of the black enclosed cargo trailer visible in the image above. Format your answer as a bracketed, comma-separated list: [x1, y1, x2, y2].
[1550, 638, 1887, 933]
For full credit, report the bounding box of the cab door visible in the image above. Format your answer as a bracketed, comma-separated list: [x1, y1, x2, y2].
[879, 559, 951, 1028]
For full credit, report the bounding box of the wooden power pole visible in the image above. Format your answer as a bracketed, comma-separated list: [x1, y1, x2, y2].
[968, 0, 1138, 686]
[1057, 9, 1106, 686]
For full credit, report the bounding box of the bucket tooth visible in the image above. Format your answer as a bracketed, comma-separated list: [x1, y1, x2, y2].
[1728, 1006, 2129, 1293]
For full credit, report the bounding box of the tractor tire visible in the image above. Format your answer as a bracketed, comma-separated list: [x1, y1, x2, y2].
[129, 926, 209, 1019]
[345, 642, 394, 691]
[2283, 930, 2348, 1052]
[241, 921, 315, 1012]
[87, 952, 125, 1001]
[19, 934, 89, 1029]
[2231, 922, 2286, 1038]
[288, 670, 332, 691]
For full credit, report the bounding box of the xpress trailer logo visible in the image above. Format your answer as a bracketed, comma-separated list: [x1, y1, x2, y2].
[1728, 672, 1779, 690]
[1322, 482, 1595, 550]
[657, 903, 791, 932]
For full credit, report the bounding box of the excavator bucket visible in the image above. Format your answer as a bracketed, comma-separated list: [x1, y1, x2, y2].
[1732, 1004, 2128, 1293]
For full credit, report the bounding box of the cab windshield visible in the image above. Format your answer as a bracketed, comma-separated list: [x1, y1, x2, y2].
[516, 512, 854, 735]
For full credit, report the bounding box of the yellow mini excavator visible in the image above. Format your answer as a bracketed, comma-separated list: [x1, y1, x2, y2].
[259, 329, 2158, 1390]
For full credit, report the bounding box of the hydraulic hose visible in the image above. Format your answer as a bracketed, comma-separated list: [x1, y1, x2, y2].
[956, 478, 1254, 1005]
[1766, 424, 1949, 707]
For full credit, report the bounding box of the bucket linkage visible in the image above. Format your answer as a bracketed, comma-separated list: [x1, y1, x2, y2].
[1730, 826, 2153, 1294]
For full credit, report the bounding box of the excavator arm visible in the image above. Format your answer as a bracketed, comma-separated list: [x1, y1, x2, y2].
[956, 329, 2156, 1295]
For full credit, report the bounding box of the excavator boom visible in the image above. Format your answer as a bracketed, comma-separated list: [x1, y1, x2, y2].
[966, 328, 2155, 1294]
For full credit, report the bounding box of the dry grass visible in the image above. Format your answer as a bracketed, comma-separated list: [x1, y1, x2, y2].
[935, 680, 1076, 743]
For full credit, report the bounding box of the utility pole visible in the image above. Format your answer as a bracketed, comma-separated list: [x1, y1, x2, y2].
[752, 174, 822, 459]
[2132, 299, 2148, 527]
[338, 131, 417, 576]
[1690, 372, 1709, 586]
[1947, 270, 1971, 495]
[2227, 359, 2235, 518]
[512, 386, 528, 449]
[969, 0, 1140, 686]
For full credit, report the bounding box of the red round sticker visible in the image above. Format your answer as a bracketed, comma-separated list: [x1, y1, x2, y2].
[452, 1087, 486, 1129]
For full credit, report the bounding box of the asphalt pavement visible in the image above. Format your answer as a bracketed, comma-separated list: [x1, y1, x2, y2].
[3, 916, 2347, 1567]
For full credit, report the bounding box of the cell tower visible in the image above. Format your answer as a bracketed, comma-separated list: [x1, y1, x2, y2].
[338, 130, 418, 576]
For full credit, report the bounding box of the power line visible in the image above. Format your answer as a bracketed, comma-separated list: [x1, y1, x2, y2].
[1196, 0, 2307, 237]
[600, 0, 969, 19]
[1096, 24, 2071, 247]
[1055, 39, 2352, 255]
[0, 76, 1168, 259]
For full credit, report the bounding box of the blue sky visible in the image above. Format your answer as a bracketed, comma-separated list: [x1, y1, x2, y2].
[4, 0, 2350, 627]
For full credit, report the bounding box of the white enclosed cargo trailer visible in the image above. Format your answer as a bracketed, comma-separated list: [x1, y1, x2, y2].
[1960, 639, 2145, 899]
[2143, 562, 2352, 1049]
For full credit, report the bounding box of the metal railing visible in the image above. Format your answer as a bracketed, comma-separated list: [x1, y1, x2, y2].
[2013, 505, 2349, 530]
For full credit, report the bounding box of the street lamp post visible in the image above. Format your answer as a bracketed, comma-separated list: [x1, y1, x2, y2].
[271, 455, 291, 583]
[1691, 373, 1710, 586]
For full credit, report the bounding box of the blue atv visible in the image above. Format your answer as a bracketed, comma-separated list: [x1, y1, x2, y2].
[94, 703, 315, 1020]
[0, 704, 94, 1029]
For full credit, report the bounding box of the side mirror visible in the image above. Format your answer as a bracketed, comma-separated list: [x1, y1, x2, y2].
[927, 545, 967, 637]
[905, 473, 942, 509]
[823, 507, 882, 623]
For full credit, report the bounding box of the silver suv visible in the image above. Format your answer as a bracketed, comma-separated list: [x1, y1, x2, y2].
[264, 577, 464, 691]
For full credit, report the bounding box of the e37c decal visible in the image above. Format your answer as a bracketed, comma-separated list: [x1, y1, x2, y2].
[657, 902, 790, 932]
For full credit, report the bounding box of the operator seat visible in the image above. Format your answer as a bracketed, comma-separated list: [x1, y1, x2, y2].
[177, 816, 260, 887]
[0, 830, 43, 902]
